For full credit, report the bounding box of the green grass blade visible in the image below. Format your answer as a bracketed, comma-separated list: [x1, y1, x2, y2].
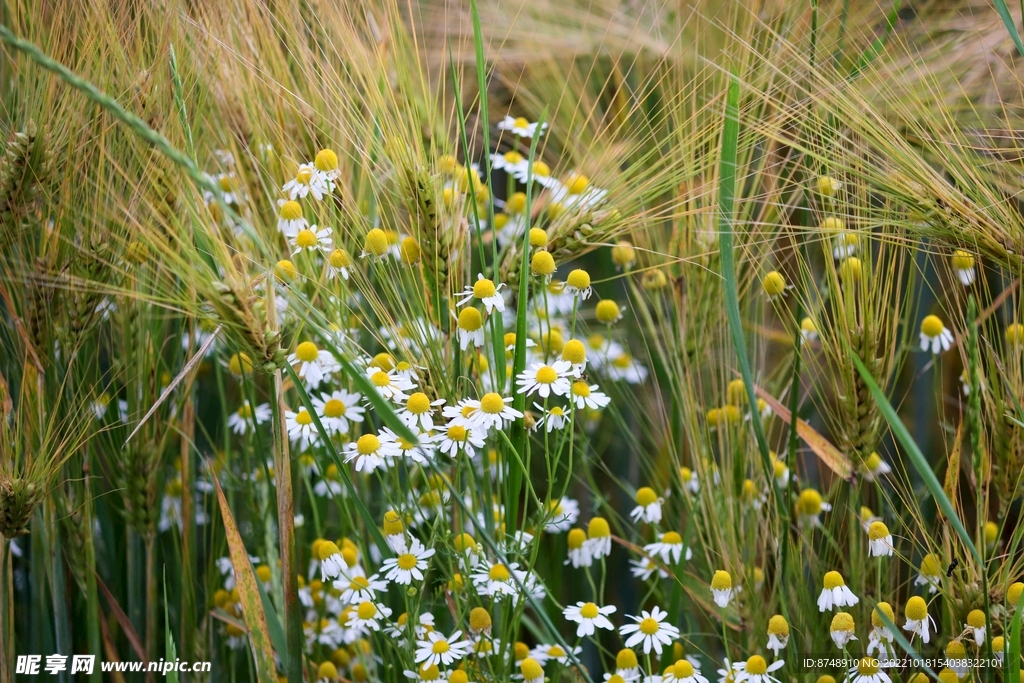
[255, 576, 289, 674]
[850, 0, 901, 78]
[163, 571, 179, 683]
[717, 74, 773, 472]
[850, 353, 982, 564]
[993, 0, 1024, 58]
[1009, 588, 1024, 683]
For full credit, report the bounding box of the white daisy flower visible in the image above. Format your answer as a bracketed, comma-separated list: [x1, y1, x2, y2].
[343, 431, 402, 472]
[710, 571, 736, 608]
[544, 497, 579, 532]
[817, 571, 859, 611]
[902, 596, 935, 644]
[497, 115, 548, 138]
[629, 487, 663, 524]
[334, 573, 388, 605]
[290, 224, 333, 255]
[914, 554, 942, 594]
[490, 149, 528, 175]
[829, 612, 858, 648]
[399, 392, 445, 432]
[433, 422, 486, 458]
[732, 656, 784, 683]
[863, 451, 892, 481]
[465, 393, 524, 433]
[380, 538, 435, 585]
[867, 604, 896, 658]
[283, 163, 331, 201]
[516, 360, 573, 398]
[456, 307, 486, 350]
[285, 408, 320, 450]
[534, 404, 570, 432]
[847, 657, 891, 683]
[277, 199, 307, 235]
[415, 630, 473, 669]
[586, 517, 613, 560]
[365, 366, 416, 402]
[570, 381, 611, 410]
[619, 606, 679, 655]
[951, 250, 976, 286]
[470, 561, 529, 600]
[402, 664, 444, 682]
[318, 541, 346, 582]
[867, 521, 894, 557]
[457, 274, 506, 313]
[607, 352, 649, 384]
[313, 465, 343, 497]
[228, 401, 271, 435]
[919, 315, 954, 354]
[530, 643, 581, 665]
[348, 600, 391, 631]
[664, 660, 709, 683]
[766, 615, 789, 656]
[563, 601, 616, 637]
[312, 390, 365, 436]
[288, 341, 339, 390]
[644, 531, 691, 565]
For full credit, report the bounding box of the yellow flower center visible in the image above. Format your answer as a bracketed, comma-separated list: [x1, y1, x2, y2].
[920, 553, 942, 577]
[674, 660, 696, 679]
[295, 410, 313, 426]
[639, 617, 660, 635]
[635, 487, 658, 507]
[662, 531, 682, 545]
[315, 149, 338, 172]
[868, 521, 890, 541]
[797, 488, 824, 515]
[432, 639, 450, 654]
[580, 602, 600, 619]
[711, 570, 732, 590]
[952, 250, 975, 270]
[823, 570, 845, 589]
[596, 300, 621, 323]
[872, 602, 894, 627]
[567, 269, 591, 290]
[513, 116, 530, 129]
[280, 200, 302, 220]
[323, 399, 346, 418]
[406, 392, 431, 415]
[763, 271, 786, 296]
[967, 609, 986, 628]
[356, 434, 381, 455]
[521, 658, 544, 681]
[535, 365, 558, 384]
[905, 593, 929, 622]
[857, 658, 879, 675]
[588, 516, 610, 538]
[458, 307, 483, 332]
[480, 393, 506, 414]
[472, 278, 498, 299]
[445, 424, 467, 442]
[531, 250, 556, 276]
[237, 404, 253, 418]
[295, 341, 319, 362]
[745, 656, 768, 676]
[488, 564, 510, 581]
[396, 553, 418, 570]
[328, 249, 350, 268]
[371, 371, 391, 387]
[529, 228, 548, 248]
[503, 151, 524, 164]
[768, 614, 789, 636]
[831, 612, 855, 632]
[921, 315, 945, 338]
[566, 174, 590, 194]
[295, 228, 318, 248]
[365, 228, 389, 256]
[351, 575, 369, 590]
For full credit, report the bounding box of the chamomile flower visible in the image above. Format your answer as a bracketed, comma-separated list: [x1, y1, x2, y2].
[466, 393, 523, 432]
[732, 656, 784, 683]
[520, 658, 545, 683]
[535, 404, 570, 432]
[711, 571, 735, 608]
[349, 600, 391, 631]
[318, 541, 346, 581]
[848, 657, 891, 683]
[867, 521, 893, 557]
[993, 636, 1007, 664]
[607, 352, 649, 384]
[620, 606, 680, 655]
[679, 467, 700, 494]
[863, 452, 892, 481]
[291, 225, 333, 255]
[762, 271, 788, 300]
[951, 250, 977, 286]
[614, 649, 642, 682]
[516, 360, 573, 398]
[365, 366, 416, 401]
[946, 641, 969, 679]
[491, 149, 528, 174]
[565, 269, 593, 299]
[645, 532, 691, 565]
[433, 422, 486, 458]
[966, 609, 987, 646]
[800, 317, 819, 341]
[919, 315, 954, 354]
[327, 248, 351, 279]
[456, 308, 485, 349]
[630, 487, 663, 524]
[289, 341, 340, 389]
[903, 596, 935, 644]
[586, 517, 613, 560]
[867, 602, 896, 657]
[564, 601, 616, 637]
[284, 163, 331, 201]
[795, 488, 832, 527]
[312, 390, 364, 436]
[818, 571, 859, 611]
[277, 199, 307, 235]
[415, 630, 473, 669]
[457, 275, 506, 313]
[471, 561, 528, 600]
[285, 408, 320, 450]
[829, 612, 857, 648]
[343, 431, 401, 472]
[403, 664, 443, 682]
[335, 573, 388, 605]
[313, 464, 343, 497]
[630, 557, 669, 581]
[381, 538, 435, 585]
[570, 380, 610, 410]
[498, 115, 548, 138]
[664, 660, 708, 683]
[398, 392, 445, 432]
[914, 554, 943, 593]
[766, 615, 789, 656]
[544, 497, 579, 532]
[227, 401, 271, 435]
